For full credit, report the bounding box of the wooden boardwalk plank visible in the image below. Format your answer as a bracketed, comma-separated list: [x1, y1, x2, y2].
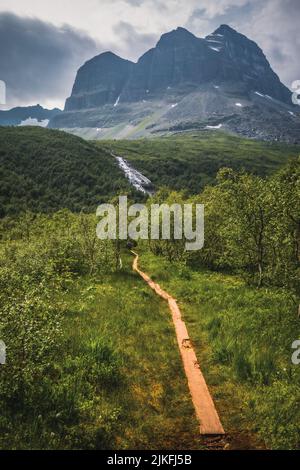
[132, 251, 225, 436]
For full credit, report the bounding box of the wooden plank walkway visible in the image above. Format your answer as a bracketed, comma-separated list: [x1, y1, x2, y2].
[132, 251, 225, 436]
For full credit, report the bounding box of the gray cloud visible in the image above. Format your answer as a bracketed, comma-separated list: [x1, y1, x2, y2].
[122, 0, 144, 5]
[112, 21, 157, 61]
[0, 12, 99, 108]
[122, 0, 167, 10]
[186, 1, 256, 33]
[241, 0, 300, 87]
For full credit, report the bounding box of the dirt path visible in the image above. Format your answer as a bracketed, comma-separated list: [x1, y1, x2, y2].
[132, 251, 225, 436]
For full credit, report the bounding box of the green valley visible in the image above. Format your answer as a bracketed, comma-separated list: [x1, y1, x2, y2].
[0, 127, 299, 450]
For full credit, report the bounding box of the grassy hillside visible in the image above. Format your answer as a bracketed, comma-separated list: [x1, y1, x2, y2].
[1, 129, 299, 450]
[0, 127, 135, 217]
[1, 128, 298, 217]
[99, 132, 300, 193]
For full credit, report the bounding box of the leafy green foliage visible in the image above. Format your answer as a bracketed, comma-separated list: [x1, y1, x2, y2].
[151, 158, 299, 294]
[188, 159, 300, 293]
[0, 211, 123, 449]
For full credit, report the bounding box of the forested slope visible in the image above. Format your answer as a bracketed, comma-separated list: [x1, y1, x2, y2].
[101, 133, 300, 193]
[0, 127, 133, 217]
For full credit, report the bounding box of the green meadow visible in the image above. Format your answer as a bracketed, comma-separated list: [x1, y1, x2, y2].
[0, 127, 299, 450]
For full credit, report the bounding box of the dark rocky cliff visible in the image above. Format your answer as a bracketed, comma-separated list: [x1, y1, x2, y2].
[49, 25, 299, 143]
[65, 52, 134, 111]
[64, 25, 291, 110]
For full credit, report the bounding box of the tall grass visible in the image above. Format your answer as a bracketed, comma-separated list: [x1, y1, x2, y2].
[140, 250, 300, 449]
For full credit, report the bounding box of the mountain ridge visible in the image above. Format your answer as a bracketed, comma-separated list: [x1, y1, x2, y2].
[49, 24, 300, 143]
[0, 104, 61, 126]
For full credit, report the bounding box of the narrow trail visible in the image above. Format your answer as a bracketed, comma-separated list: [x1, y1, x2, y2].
[131, 251, 225, 436]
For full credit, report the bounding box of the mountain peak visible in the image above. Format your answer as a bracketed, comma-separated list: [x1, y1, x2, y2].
[213, 24, 238, 35]
[157, 27, 197, 48]
[85, 51, 131, 67]
[66, 49, 134, 111]
[100, 51, 124, 60]
[175, 26, 193, 34]
[61, 22, 292, 124]
[99, 51, 119, 59]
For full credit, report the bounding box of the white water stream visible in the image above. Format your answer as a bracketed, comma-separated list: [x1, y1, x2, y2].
[112, 153, 154, 195]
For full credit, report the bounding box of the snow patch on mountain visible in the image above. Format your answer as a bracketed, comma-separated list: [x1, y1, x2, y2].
[206, 124, 223, 129]
[19, 118, 49, 127]
[114, 96, 120, 107]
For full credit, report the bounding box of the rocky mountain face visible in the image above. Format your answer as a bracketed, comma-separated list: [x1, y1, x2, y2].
[0, 104, 61, 126]
[120, 25, 291, 104]
[49, 25, 299, 143]
[65, 52, 134, 111]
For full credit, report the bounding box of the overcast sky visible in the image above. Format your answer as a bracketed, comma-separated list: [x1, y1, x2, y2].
[0, 0, 299, 109]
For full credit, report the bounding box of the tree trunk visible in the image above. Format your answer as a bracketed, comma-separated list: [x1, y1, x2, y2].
[258, 262, 263, 288]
